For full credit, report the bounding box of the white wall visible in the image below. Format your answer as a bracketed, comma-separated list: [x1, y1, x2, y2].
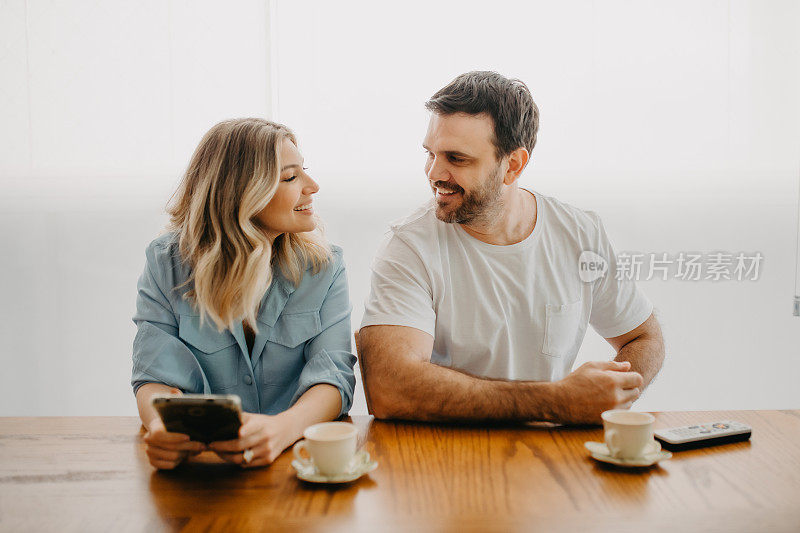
[274, 0, 800, 413]
[0, 0, 271, 415]
[0, 0, 798, 416]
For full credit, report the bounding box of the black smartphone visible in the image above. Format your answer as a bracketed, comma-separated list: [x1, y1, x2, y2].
[151, 394, 242, 443]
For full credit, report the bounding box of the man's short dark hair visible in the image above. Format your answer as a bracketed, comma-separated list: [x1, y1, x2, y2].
[425, 71, 540, 160]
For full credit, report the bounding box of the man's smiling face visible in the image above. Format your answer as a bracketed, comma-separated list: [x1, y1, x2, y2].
[423, 112, 505, 224]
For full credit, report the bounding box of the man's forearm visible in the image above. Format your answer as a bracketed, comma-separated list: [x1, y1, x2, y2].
[368, 360, 562, 423]
[614, 334, 664, 389]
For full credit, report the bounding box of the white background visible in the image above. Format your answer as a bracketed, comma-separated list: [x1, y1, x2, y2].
[1, 0, 798, 416]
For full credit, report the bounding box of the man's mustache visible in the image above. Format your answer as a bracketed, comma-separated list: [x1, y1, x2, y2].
[431, 181, 464, 194]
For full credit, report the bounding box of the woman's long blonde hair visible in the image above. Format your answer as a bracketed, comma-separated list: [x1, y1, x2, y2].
[167, 118, 331, 332]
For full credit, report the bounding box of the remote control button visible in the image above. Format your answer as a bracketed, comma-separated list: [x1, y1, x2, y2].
[712, 423, 729, 430]
[700, 430, 711, 433]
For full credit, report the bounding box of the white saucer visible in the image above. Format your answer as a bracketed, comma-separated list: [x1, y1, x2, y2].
[584, 440, 672, 467]
[292, 449, 377, 483]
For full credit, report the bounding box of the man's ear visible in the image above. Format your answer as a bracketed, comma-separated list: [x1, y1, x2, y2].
[503, 147, 530, 185]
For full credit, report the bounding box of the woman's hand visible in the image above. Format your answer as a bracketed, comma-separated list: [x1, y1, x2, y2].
[143, 417, 206, 470]
[208, 412, 298, 468]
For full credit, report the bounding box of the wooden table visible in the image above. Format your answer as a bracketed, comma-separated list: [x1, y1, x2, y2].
[1, 410, 799, 532]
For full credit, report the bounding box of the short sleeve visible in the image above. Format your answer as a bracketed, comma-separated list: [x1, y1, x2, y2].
[360, 232, 436, 337]
[587, 213, 654, 338]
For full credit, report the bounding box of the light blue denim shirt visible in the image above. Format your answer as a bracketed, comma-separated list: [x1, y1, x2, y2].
[131, 233, 356, 417]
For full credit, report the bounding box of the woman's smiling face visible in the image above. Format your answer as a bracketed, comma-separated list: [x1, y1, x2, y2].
[256, 137, 319, 239]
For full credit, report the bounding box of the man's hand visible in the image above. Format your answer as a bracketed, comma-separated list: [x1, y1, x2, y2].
[143, 417, 206, 470]
[555, 361, 643, 424]
[208, 412, 297, 468]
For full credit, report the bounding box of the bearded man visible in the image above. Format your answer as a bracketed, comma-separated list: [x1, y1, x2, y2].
[358, 71, 664, 424]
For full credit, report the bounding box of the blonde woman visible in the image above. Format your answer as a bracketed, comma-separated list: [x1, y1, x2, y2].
[132, 118, 356, 470]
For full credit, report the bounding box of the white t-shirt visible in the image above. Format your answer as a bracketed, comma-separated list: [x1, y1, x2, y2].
[360, 190, 653, 382]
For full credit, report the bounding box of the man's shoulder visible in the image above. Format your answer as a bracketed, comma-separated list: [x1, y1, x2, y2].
[383, 200, 444, 248]
[536, 191, 604, 238]
[371, 201, 443, 263]
[388, 200, 438, 235]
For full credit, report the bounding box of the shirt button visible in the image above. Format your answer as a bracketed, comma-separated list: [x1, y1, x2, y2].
[243, 375, 253, 385]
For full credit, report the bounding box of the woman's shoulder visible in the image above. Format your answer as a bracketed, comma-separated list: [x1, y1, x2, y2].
[142, 232, 191, 291]
[144, 232, 180, 266]
[146, 231, 178, 253]
[328, 244, 344, 267]
[298, 243, 345, 284]
[281, 244, 346, 308]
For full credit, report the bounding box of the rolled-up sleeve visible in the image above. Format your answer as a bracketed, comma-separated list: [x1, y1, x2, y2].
[290, 256, 357, 416]
[131, 243, 209, 395]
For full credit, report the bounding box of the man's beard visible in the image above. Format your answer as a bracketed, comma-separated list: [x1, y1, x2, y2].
[433, 165, 504, 225]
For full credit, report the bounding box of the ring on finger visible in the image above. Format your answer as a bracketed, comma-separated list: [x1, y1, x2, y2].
[243, 448, 254, 464]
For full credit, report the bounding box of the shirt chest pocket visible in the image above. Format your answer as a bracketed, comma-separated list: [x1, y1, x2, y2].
[542, 300, 582, 358]
[179, 315, 239, 390]
[261, 311, 322, 385]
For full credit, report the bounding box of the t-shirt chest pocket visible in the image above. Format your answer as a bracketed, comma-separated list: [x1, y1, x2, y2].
[542, 300, 582, 358]
[261, 311, 322, 384]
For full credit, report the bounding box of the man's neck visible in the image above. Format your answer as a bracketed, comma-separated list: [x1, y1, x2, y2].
[460, 188, 537, 246]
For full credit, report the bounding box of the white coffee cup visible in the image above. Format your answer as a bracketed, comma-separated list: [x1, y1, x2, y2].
[601, 410, 656, 460]
[293, 422, 358, 476]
